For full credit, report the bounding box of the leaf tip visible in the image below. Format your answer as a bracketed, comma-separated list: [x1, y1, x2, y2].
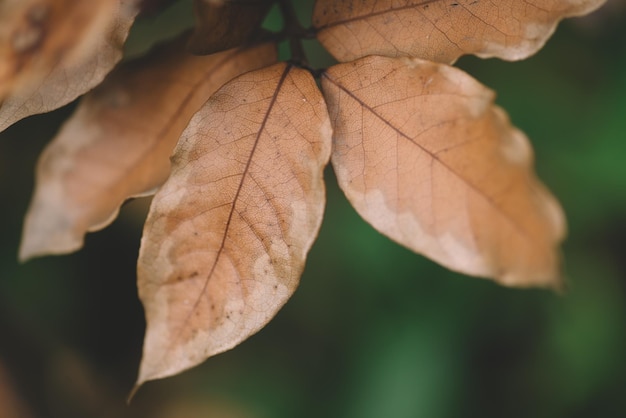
[494, 262, 565, 291]
[18, 236, 53, 263]
[126, 382, 142, 404]
[17, 247, 34, 264]
[549, 272, 567, 295]
[18, 214, 85, 262]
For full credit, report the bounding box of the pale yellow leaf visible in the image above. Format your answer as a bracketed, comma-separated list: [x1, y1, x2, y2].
[19, 39, 277, 261]
[313, 0, 607, 63]
[0, 0, 139, 132]
[135, 63, 332, 385]
[322, 55, 566, 288]
[0, 0, 120, 102]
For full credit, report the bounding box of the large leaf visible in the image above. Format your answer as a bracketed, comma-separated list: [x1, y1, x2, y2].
[322, 55, 566, 288]
[135, 63, 332, 385]
[19, 39, 277, 261]
[0, 0, 121, 106]
[313, 0, 607, 63]
[0, 0, 139, 132]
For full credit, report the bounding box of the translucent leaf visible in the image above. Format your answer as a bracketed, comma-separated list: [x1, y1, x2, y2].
[314, 0, 607, 63]
[135, 63, 332, 385]
[19, 39, 277, 261]
[322, 55, 566, 288]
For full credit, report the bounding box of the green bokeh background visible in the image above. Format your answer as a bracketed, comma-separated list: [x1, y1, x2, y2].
[1, 1, 625, 417]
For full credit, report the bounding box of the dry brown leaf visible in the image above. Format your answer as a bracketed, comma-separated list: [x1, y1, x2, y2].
[313, 0, 607, 63]
[135, 62, 332, 385]
[0, 0, 139, 132]
[322, 55, 566, 288]
[187, 0, 272, 55]
[0, 0, 120, 102]
[19, 39, 277, 261]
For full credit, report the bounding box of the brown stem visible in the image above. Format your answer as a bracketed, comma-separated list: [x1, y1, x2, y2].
[278, 0, 308, 65]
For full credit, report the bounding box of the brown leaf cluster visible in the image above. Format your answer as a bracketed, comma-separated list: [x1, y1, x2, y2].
[2, 0, 606, 390]
[20, 36, 276, 260]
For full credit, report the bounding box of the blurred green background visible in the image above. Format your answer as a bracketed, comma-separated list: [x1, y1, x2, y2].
[1, 1, 625, 417]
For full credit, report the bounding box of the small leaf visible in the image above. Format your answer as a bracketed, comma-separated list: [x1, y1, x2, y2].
[135, 63, 332, 385]
[0, 0, 121, 102]
[322, 55, 566, 288]
[187, 0, 273, 55]
[19, 39, 277, 261]
[313, 0, 607, 63]
[0, 0, 139, 132]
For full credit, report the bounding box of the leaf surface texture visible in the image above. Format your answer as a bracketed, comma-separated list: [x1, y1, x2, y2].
[314, 0, 607, 63]
[322, 55, 566, 287]
[136, 63, 332, 384]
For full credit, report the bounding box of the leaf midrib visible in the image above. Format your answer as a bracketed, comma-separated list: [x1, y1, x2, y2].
[322, 71, 530, 241]
[172, 63, 293, 353]
[315, 0, 441, 31]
